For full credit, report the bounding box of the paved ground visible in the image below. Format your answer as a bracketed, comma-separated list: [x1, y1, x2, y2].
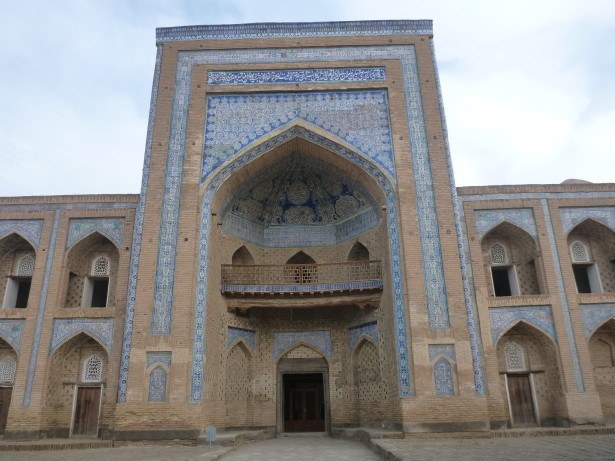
[375, 434, 615, 461]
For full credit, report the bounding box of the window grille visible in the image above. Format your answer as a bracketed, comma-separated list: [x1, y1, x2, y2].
[0, 355, 16, 383]
[82, 354, 103, 382]
[504, 341, 526, 371]
[570, 241, 590, 263]
[16, 254, 35, 276]
[490, 243, 507, 264]
[91, 256, 110, 276]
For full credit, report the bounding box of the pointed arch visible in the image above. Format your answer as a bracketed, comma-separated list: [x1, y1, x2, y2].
[286, 251, 316, 265]
[148, 366, 168, 402]
[348, 242, 370, 262]
[433, 357, 455, 396]
[232, 246, 255, 265]
[49, 319, 114, 356]
[276, 341, 330, 365]
[494, 319, 557, 347]
[352, 338, 381, 386]
[0, 230, 40, 253]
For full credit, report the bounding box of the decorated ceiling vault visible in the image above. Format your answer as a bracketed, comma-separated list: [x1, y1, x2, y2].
[0, 20, 613, 440]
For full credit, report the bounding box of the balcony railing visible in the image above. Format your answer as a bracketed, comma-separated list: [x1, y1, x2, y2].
[221, 260, 383, 295]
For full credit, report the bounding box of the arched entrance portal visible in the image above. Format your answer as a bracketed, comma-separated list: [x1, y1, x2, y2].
[276, 345, 330, 433]
[588, 319, 615, 421]
[0, 338, 18, 434]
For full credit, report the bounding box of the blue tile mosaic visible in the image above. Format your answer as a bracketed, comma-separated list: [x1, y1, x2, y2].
[208, 67, 386, 85]
[117, 45, 163, 403]
[156, 20, 432, 42]
[434, 358, 454, 396]
[541, 199, 585, 392]
[148, 366, 167, 402]
[430, 39, 485, 393]
[560, 207, 615, 234]
[203, 90, 396, 180]
[227, 327, 256, 351]
[49, 318, 114, 354]
[23, 210, 60, 406]
[348, 322, 379, 352]
[428, 344, 455, 362]
[0, 320, 25, 352]
[580, 303, 615, 338]
[146, 351, 172, 369]
[273, 331, 332, 359]
[489, 306, 556, 343]
[66, 218, 125, 248]
[474, 208, 537, 240]
[0, 219, 44, 248]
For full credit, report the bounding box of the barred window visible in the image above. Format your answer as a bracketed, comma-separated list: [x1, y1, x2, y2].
[490, 243, 507, 264]
[91, 256, 110, 276]
[570, 241, 589, 263]
[82, 354, 103, 382]
[504, 341, 526, 371]
[0, 355, 16, 383]
[16, 254, 35, 276]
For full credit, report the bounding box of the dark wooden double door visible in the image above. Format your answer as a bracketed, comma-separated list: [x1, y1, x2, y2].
[283, 373, 325, 432]
[507, 374, 537, 427]
[0, 387, 12, 434]
[72, 386, 101, 437]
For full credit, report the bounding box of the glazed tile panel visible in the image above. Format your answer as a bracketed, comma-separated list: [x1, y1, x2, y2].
[580, 304, 615, 338]
[0, 219, 44, 248]
[474, 208, 537, 240]
[0, 320, 25, 352]
[49, 318, 114, 354]
[489, 306, 556, 343]
[66, 218, 125, 248]
[207, 67, 386, 85]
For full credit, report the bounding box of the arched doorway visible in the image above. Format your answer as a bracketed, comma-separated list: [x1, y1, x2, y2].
[588, 319, 615, 421]
[0, 338, 18, 434]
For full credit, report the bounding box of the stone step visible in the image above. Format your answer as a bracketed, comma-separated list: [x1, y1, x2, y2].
[0, 439, 113, 452]
[491, 426, 615, 438]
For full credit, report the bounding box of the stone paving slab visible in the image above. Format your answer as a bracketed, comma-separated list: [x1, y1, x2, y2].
[374, 434, 615, 461]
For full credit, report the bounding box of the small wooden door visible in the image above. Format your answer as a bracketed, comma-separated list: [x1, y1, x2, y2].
[283, 374, 325, 432]
[0, 387, 13, 434]
[507, 374, 536, 427]
[72, 386, 101, 437]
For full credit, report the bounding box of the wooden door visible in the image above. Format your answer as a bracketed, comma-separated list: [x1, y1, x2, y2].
[507, 374, 536, 427]
[0, 387, 13, 434]
[284, 374, 325, 432]
[72, 387, 101, 437]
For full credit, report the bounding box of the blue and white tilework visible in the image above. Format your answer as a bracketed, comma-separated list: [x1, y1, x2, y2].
[148, 367, 167, 402]
[580, 304, 615, 338]
[66, 218, 125, 248]
[208, 67, 386, 85]
[541, 199, 585, 392]
[146, 351, 172, 369]
[348, 322, 379, 353]
[474, 209, 537, 240]
[560, 207, 615, 234]
[428, 344, 455, 362]
[24, 210, 60, 406]
[431, 39, 485, 394]
[49, 318, 114, 354]
[0, 219, 44, 248]
[203, 91, 395, 180]
[434, 359, 454, 396]
[489, 306, 556, 343]
[0, 320, 25, 352]
[227, 327, 256, 351]
[192, 126, 411, 401]
[156, 20, 432, 42]
[273, 331, 332, 359]
[117, 45, 163, 402]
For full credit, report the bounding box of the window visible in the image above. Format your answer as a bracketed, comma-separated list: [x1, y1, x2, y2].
[0, 355, 16, 383]
[573, 264, 602, 294]
[16, 254, 35, 276]
[490, 243, 519, 297]
[82, 355, 103, 382]
[82, 255, 110, 307]
[3, 254, 34, 309]
[490, 243, 507, 264]
[570, 241, 589, 263]
[504, 342, 526, 371]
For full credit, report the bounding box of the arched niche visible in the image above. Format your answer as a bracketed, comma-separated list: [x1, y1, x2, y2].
[286, 251, 316, 265]
[588, 319, 615, 420]
[348, 242, 370, 262]
[232, 246, 255, 265]
[0, 233, 36, 309]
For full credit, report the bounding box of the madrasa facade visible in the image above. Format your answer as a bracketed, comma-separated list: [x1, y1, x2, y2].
[0, 20, 614, 440]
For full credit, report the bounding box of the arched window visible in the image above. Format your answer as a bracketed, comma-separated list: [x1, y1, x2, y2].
[504, 341, 526, 371]
[91, 255, 110, 276]
[434, 358, 454, 396]
[0, 355, 17, 383]
[148, 366, 168, 402]
[348, 242, 370, 262]
[490, 243, 508, 264]
[16, 254, 35, 276]
[570, 240, 590, 263]
[232, 246, 255, 265]
[82, 354, 103, 382]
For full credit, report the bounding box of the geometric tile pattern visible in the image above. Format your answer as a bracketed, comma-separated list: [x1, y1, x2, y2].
[431, 39, 486, 394]
[66, 217, 125, 248]
[474, 208, 537, 240]
[0, 320, 25, 352]
[49, 318, 114, 354]
[148, 366, 167, 402]
[146, 351, 172, 369]
[117, 44, 163, 402]
[428, 344, 455, 362]
[0, 219, 44, 248]
[580, 303, 615, 338]
[156, 20, 433, 42]
[207, 67, 386, 85]
[348, 321, 379, 353]
[560, 206, 615, 234]
[489, 306, 556, 344]
[273, 331, 332, 359]
[434, 358, 454, 396]
[227, 327, 256, 351]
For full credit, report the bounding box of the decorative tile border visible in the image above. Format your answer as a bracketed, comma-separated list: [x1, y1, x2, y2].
[474, 208, 537, 240]
[208, 67, 386, 85]
[117, 45, 163, 403]
[541, 199, 585, 392]
[156, 20, 433, 42]
[0, 219, 44, 248]
[348, 321, 379, 352]
[273, 331, 332, 359]
[192, 126, 412, 401]
[431, 39, 486, 394]
[560, 207, 615, 234]
[489, 305, 556, 343]
[222, 280, 383, 293]
[146, 351, 172, 369]
[49, 318, 114, 354]
[580, 303, 615, 338]
[428, 344, 455, 362]
[0, 320, 25, 352]
[227, 327, 256, 351]
[24, 210, 60, 406]
[66, 218, 124, 248]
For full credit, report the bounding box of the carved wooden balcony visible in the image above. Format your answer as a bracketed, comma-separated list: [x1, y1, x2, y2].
[221, 260, 383, 311]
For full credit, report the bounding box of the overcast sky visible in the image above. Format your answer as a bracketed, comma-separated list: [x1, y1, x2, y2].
[0, 0, 613, 196]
